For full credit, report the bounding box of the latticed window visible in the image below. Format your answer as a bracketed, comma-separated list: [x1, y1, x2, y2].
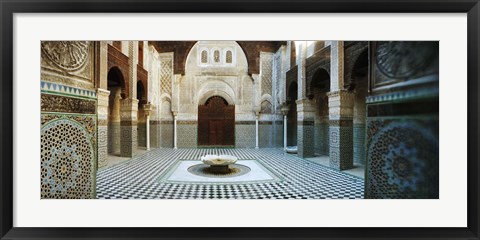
[201, 50, 208, 63]
[226, 50, 233, 63]
[214, 50, 220, 63]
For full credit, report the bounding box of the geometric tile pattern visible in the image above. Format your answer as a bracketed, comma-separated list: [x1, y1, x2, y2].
[177, 123, 198, 148]
[329, 124, 354, 170]
[314, 123, 329, 156]
[297, 123, 315, 158]
[41, 116, 96, 199]
[353, 124, 366, 165]
[97, 148, 364, 199]
[366, 118, 439, 199]
[258, 124, 274, 148]
[41, 81, 97, 99]
[160, 123, 174, 148]
[235, 124, 255, 148]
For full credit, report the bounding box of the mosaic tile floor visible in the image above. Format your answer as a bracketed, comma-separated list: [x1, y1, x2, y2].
[96, 148, 364, 199]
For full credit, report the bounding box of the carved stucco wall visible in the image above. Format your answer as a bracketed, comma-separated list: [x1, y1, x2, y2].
[40, 41, 97, 199]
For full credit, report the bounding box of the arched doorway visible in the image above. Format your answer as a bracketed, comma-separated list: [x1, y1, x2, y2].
[287, 82, 298, 147]
[107, 67, 125, 156]
[198, 96, 235, 146]
[310, 68, 330, 156]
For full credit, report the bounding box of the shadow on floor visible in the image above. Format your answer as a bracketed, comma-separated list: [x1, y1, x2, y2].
[103, 148, 149, 169]
[303, 155, 365, 179]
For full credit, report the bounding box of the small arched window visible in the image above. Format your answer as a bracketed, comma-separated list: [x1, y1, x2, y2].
[201, 50, 208, 63]
[213, 50, 220, 63]
[226, 50, 233, 63]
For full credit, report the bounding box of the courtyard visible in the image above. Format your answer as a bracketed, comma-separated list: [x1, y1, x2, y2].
[97, 148, 364, 199]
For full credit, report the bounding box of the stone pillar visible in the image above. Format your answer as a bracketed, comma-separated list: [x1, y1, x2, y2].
[327, 90, 354, 170]
[128, 41, 138, 99]
[296, 99, 316, 158]
[281, 104, 289, 151]
[255, 115, 259, 149]
[144, 103, 152, 150]
[254, 107, 260, 149]
[97, 89, 110, 168]
[120, 98, 139, 158]
[173, 111, 178, 149]
[297, 41, 307, 100]
[330, 41, 344, 92]
[98, 42, 108, 89]
[97, 41, 109, 168]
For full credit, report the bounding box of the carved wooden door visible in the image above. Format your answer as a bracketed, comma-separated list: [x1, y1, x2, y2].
[198, 96, 235, 146]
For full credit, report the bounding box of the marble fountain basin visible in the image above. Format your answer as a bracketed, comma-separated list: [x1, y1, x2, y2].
[200, 154, 238, 173]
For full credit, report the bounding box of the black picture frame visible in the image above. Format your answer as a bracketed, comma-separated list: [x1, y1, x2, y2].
[1, 0, 479, 239]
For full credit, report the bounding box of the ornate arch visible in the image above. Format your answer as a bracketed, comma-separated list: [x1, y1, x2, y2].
[198, 89, 235, 106]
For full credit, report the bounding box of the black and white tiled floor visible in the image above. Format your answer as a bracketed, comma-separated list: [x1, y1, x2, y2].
[96, 148, 364, 199]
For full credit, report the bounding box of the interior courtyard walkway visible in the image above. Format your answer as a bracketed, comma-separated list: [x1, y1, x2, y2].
[97, 148, 364, 199]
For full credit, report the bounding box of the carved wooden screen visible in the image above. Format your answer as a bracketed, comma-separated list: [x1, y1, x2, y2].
[198, 96, 235, 146]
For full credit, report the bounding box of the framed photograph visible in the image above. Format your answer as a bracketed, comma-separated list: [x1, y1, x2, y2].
[1, 0, 479, 239]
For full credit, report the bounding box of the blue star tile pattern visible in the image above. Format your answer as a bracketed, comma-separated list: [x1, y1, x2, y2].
[96, 148, 364, 199]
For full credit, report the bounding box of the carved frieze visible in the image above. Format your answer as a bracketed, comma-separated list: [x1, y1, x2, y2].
[41, 93, 96, 114]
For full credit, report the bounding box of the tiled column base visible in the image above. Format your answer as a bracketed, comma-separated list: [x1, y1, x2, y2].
[97, 89, 109, 168]
[108, 122, 120, 154]
[296, 99, 315, 158]
[328, 90, 354, 170]
[297, 121, 315, 157]
[314, 123, 329, 156]
[329, 120, 354, 170]
[137, 122, 146, 148]
[353, 123, 366, 165]
[120, 98, 138, 158]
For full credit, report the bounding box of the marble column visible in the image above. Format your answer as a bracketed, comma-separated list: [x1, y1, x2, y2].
[253, 107, 260, 149]
[296, 99, 316, 158]
[255, 115, 259, 149]
[144, 103, 152, 150]
[327, 90, 354, 170]
[97, 89, 110, 168]
[120, 98, 139, 158]
[173, 111, 178, 149]
[281, 104, 290, 151]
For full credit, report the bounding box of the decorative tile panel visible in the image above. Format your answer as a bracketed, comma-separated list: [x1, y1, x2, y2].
[177, 123, 198, 148]
[235, 124, 255, 148]
[41, 115, 96, 199]
[366, 118, 438, 198]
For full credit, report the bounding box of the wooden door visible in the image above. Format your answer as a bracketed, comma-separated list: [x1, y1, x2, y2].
[198, 96, 235, 146]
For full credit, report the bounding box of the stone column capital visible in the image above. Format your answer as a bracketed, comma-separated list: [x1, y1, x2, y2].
[120, 98, 139, 110]
[296, 98, 316, 113]
[97, 88, 110, 96]
[144, 103, 153, 116]
[327, 89, 355, 99]
[253, 106, 261, 116]
[96, 88, 110, 109]
[328, 90, 354, 120]
[280, 104, 290, 116]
